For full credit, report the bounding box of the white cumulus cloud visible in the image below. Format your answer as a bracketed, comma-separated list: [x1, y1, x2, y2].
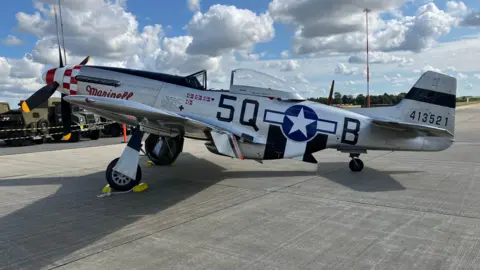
[2, 35, 23, 46]
[334, 63, 367, 76]
[348, 52, 413, 66]
[187, 0, 200, 12]
[462, 12, 480, 26]
[185, 5, 274, 57]
[268, 0, 404, 38]
[446, 1, 468, 15]
[0, 56, 46, 105]
[456, 72, 468, 79]
[16, 0, 149, 62]
[262, 59, 300, 72]
[269, 1, 462, 55]
[280, 50, 289, 58]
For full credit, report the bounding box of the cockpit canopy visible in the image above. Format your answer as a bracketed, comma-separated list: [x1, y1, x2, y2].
[229, 69, 305, 100]
[184, 68, 305, 100]
[184, 70, 207, 90]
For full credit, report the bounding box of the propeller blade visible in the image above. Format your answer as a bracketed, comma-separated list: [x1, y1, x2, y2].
[79, 56, 90, 65]
[61, 93, 73, 140]
[327, 80, 335, 106]
[58, 0, 67, 66]
[21, 82, 59, 113]
[53, 5, 64, 68]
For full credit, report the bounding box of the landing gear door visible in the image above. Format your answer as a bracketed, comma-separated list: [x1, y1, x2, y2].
[210, 131, 243, 160]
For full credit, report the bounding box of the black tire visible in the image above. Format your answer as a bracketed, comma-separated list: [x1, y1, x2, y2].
[10, 131, 25, 147]
[68, 131, 81, 143]
[10, 139, 24, 147]
[349, 159, 364, 172]
[106, 157, 142, 191]
[33, 137, 46, 144]
[89, 130, 101, 140]
[37, 119, 49, 135]
[145, 134, 182, 165]
[109, 124, 122, 137]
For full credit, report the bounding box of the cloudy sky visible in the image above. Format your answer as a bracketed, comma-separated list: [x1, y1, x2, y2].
[0, 0, 479, 107]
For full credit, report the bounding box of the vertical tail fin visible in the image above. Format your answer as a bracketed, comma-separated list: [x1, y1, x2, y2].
[396, 71, 456, 135]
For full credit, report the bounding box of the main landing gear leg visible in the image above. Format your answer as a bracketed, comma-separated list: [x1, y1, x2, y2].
[349, 153, 364, 172]
[105, 126, 145, 191]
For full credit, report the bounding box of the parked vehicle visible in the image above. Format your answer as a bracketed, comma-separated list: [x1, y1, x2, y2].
[0, 98, 103, 146]
[100, 117, 123, 137]
[100, 117, 133, 137]
[0, 102, 10, 114]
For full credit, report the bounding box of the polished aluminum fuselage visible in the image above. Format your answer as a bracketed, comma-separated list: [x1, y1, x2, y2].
[50, 65, 453, 159]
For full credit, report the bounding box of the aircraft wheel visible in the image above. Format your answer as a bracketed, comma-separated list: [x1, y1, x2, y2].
[349, 158, 364, 172]
[145, 134, 182, 165]
[106, 157, 142, 191]
[109, 124, 122, 137]
[89, 130, 101, 140]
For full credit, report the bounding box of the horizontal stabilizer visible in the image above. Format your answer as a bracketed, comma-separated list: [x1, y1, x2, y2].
[371, 119, 453, 137]
[351, 71, 456, 138]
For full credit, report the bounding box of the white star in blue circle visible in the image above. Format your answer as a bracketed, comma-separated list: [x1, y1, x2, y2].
[281, 105, 318, 142]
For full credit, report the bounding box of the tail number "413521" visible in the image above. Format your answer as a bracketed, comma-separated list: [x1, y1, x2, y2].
[410, 111, 448, 127]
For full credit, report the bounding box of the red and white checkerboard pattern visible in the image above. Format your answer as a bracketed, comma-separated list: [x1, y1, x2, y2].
[63, 65, 81, 95]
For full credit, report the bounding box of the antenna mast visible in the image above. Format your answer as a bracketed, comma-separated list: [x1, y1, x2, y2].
[58, 0, 67, 65]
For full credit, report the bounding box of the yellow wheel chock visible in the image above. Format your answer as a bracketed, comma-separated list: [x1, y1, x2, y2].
[132, 183, 149, 192]
[98, 183, 149, 198]
[145, 161, 176, 166]
[102, 185, 112, 194]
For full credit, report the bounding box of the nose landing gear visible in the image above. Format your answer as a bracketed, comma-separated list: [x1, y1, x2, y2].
[105, 126, 144, 191]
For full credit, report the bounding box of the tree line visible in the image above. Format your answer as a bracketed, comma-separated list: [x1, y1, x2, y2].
[308, 92, 480, 106]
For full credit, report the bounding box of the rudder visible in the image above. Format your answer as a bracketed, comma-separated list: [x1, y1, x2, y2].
[396, 71, 456, 135]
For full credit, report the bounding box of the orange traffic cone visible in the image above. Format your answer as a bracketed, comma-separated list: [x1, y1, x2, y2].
[122, 124, 127, 143]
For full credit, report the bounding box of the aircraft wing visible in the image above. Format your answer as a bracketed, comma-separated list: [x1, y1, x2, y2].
[63, 95, 266, 144]
[371, 118, 453, 137]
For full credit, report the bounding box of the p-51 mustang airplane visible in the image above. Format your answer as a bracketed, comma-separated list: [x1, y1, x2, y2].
[22, 59, 457, 191]
[20, 5, 456, 192]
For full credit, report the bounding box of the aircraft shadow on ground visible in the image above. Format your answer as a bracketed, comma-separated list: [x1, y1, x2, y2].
[314, 163, 411, 192]
[0, 152, 319, 269]
[0, 153, 411, 269]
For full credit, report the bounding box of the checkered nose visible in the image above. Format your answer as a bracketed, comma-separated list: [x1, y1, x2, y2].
[59, 66, 82, 95]
[42, 68, 57, 84]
